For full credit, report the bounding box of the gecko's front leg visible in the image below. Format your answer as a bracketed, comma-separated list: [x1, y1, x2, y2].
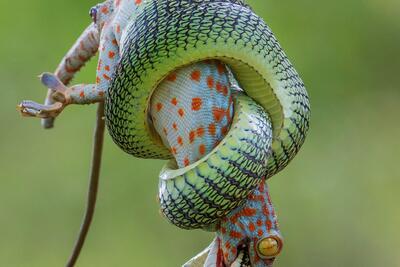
[18, 0, 121, 119]
[18, 73, 104, 118]
[41, 23, 100, 127]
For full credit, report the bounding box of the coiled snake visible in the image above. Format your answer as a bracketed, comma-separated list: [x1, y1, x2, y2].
[18, 0, 310, 266]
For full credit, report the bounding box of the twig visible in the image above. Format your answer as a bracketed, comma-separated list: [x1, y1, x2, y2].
[66, 102, 105, 267]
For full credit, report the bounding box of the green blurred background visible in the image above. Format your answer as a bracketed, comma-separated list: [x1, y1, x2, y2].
[1, 0, 399, 266]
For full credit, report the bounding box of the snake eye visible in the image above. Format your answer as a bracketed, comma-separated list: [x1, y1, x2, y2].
[89, 7, 98, 24]
[256, 237, 283, 259]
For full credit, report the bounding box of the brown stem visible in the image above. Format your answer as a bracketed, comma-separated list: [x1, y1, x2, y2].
[66, 102, 105, 267]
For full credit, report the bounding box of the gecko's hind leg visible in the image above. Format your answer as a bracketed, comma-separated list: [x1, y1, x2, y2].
[18, 73, 105, 118]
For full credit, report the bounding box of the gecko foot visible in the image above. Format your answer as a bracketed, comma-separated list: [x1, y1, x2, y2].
[17, 101, 65, 118]
[17, 73, 70, 118]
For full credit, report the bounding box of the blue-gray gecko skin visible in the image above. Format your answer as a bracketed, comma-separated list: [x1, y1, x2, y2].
[18, 0, 310, 266]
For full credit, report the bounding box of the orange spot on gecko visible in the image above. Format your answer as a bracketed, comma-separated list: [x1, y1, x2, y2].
[173, 123, 178, 131]
[199, 144, 206, 155]
[184, 157, 190, 167]
[217, 63, 225, 75]
[112, 39, 118, 46]
[242, 207, 257, 216]
[224, 253, 229, 261]
[213, 107, 226, 122]
[222, 85, 228, 96]
[263, 206, 270, 216]
[116, 24, 121, 34]
[249, 222, 256, 232]
[189, 130, 196, 143]
[229, 231, 243, 239]
[191, 97, 202, 111]
[216, 82, 223, 93]
[197, 127, 205, 137]
[79, 91, 85, 98]
[221, 126, 228, 136]
[257, 229, 264, 237]
[170, 147, 177, 155]
[167, 73, 177, 82]
[96, 76, 101, 84]
[178, 108, 185, 117]
[135, 0, 142, 4]
[230, 213, 240, 224]
[177, 136, 183, 146]
[156, 102, 163, 112]
[266, 220, 272, 231]
[207, 76, 214, 88]
[101, 6, 109, 14]
[97, 60, 102, 71]
[191, 70, 201, 82]
[108, 51, 116, 59]
[65, 64, 77, 73]
[104, 65, 110, 71]
[226, 104, 232, 119]
[103, 74, 111, 80]
[208, 123, 216, 136]
[171, 97, 178, 106]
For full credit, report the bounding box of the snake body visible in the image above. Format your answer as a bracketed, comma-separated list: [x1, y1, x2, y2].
[105, 0, 310, 229]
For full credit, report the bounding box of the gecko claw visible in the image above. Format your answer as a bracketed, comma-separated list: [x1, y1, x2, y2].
[40, 72, 67, 92]
[39, 72, 70, 103]
[17, 72, 71, 118]
[17, 100, 64, 118]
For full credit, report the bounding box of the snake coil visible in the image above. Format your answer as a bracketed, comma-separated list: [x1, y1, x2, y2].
[105, 0, 310, 229]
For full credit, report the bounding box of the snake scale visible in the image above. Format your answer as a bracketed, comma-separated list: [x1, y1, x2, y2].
[18, 0, 310, 265]
[105, 0, 310, 229]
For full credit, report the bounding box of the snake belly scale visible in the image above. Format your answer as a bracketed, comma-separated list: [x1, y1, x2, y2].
[105, 0, 310, 229]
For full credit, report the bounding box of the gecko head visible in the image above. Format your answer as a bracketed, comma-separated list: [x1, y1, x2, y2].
[89, 0, 115, 31]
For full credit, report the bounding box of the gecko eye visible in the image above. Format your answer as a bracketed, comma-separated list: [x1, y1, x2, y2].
[89, 7, 98, 24]
[256, 236, 283, 259]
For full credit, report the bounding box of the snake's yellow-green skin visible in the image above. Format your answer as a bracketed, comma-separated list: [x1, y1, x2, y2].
[105, 0, 310, 229]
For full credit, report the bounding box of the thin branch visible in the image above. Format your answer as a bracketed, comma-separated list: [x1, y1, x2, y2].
[66, 102, 105, 267]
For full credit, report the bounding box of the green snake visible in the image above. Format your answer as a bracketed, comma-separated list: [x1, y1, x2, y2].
[105, 0, 310, 229]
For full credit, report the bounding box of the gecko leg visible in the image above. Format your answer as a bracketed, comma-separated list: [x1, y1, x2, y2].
[41, 23, 100, 127]
[19, 23, 121, 119]
[17, 73, 104, 118]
